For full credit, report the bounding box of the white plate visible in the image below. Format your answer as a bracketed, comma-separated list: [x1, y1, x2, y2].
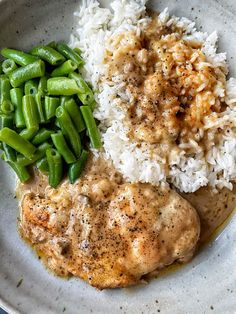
[0, 1, 236, 313]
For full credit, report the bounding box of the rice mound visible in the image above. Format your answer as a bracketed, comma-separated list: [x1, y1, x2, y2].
[70, 0, 236, 193]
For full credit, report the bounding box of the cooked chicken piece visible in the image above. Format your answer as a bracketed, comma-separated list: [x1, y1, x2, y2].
[19, 156, 200, 289]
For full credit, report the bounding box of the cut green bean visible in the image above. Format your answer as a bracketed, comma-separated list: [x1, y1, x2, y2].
[19, 127, 38, 140]
[9, 60, 45, 88]
[73, 47, 82, 55]
[7, 160, 30, 182]
[0, 114, 13, 129]
[56, 43, 84, 67]
[69, 72, 95, 106]
[22, 95, 39, 130]
[36, 142, 52, 154]
[47, 77, 80, 96]
[56, 106, 81, 157]
[80, 106, 102, 149]
[1, 100, 14, 114]
[36, 156, 49, 174]
[32, 128, 54, 145]
[55, 118, 61, 129]
[10, 88, 25, 128]
[69, 150, 89, 184]
[0, 115, 16, 161]
[47, 41, 57, 49]
[64, 98, 86, 132]
[35, 93, 46, 123]
[55, 117, 69, 141]
[51, 60, 77, 77]
[1, 48, 39, 66]
[60, 96, 71, 106]
[17, 142, 52, 166]
[30, 45, 65, 66]
[2, 142, 16, 162]
[0, 127, 36, 159]
[46, 148, 63, 188]
[24, 79, 38, 96]
[38, 76, 48, 96]
[44, 96, 60, 120]
[0, 76, 11, 105]
[51, 131, 76, 164]
[2, 59, 18, 75]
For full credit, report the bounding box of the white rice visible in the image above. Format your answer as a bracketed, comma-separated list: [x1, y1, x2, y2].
[70, 0, 236, 193]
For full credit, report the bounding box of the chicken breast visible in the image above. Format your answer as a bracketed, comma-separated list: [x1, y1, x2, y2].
[19, 155, 200, 289]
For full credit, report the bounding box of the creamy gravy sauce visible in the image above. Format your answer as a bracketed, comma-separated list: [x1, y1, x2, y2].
[182, 185, 236, 243]
[104, 14, 225, 154]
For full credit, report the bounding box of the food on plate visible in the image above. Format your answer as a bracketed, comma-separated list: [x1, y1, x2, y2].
[0, 42, 101, 187]
[2, 0, 236, 289]
[19, 155, 200, 289]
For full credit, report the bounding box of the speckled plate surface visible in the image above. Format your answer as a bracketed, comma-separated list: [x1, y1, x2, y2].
[0, 1, 236, 313]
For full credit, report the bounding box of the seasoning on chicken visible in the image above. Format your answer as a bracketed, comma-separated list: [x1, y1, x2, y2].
[19, 154, 200, 289]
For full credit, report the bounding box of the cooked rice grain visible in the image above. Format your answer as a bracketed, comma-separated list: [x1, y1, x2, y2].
[70, 0, 236, 193]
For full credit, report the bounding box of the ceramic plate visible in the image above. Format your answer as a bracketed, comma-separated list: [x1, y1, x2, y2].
[0, 1, 236, 313]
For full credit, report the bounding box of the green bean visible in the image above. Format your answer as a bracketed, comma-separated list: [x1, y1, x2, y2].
[56, 43, 84, 67]
[73, 47, 82, 55]
[69, 72, 95, 106]
[10, 88, 25, 128]
[47, 41, 57, 49]
[32, 128, 54, 145]
[24, 79, 38, 96]
[51, 131, 76, 164]
[54, 119, 60, 130]
[46, 148, 63, 188]
[22, 95, 39, 131]
[36, 141, 52, 154]
[7, 160, 30, 182]
[19, 127, 38, 140]
[51, 60, 77, 77]
[0, 114, 13, 129]
[0, 76, 11, 105]
[47, 77, 80, 96]
[35, 93, 46, 123]
[0, 114, 16, 161]
[38, 76, 48, 96]
[69, 150, 89, 184]
[64, 98, 86, 132]
[56, 106, 81, 157]
[2, 59, 18, 75]
[0, 127, 36, 159]
[36, 156, 49, 174]
[2, 142, 16, 162]
[9, 60, 45, 88]
[30, 45, 65, 66]
[44, 96, 60, 120]
[1, 48, 39, 66]
[55, 117, 68, 138]
[80, 106, 102, 149]
[17, 142, 52, 166]
[60, 96, 71, 106]
[1, 100, 14, 114]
